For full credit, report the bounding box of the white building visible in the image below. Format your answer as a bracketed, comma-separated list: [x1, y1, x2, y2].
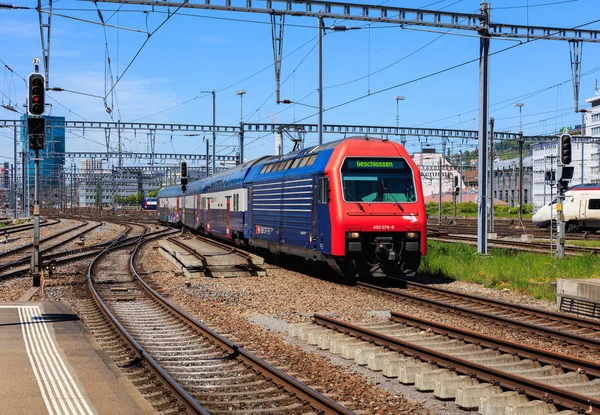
[81, 159, 103, 173]
[412, 148, 464, 197]
[531, 89, 600, 210]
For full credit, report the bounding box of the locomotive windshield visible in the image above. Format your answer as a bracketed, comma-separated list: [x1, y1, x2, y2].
[341, 158, 416, 203]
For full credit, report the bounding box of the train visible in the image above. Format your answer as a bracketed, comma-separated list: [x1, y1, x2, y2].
[157, 137, 427, 280]
[142, 197, 157, 210]
[532, 184, 600, 232]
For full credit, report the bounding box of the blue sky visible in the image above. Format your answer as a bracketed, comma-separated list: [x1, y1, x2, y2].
[1, 0, 600, 166]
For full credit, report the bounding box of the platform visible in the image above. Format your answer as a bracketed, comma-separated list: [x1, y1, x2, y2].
[0, 301, 153, 415]
[557, 279, 600, 319]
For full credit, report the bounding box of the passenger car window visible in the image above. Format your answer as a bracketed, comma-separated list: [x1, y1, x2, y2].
[589, 199, 600, 210]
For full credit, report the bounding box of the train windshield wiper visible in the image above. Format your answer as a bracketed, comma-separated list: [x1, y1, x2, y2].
[345, 189, 365, 211]
[381, 179, 404, 212]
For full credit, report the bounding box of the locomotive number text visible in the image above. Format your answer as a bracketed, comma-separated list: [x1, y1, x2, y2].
[372, 225, 395, 230]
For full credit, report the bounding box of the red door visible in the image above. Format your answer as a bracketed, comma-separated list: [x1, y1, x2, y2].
[207, 199, 211, 232]
[226, 197, 231, 238]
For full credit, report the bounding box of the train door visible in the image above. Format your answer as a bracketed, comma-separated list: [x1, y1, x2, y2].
[207, 198, 211, 232]
[196, 195, 200, 228]
[226, 196, 231, 238]
[311, 177, 318, 249]
[315, 176, 330, 253]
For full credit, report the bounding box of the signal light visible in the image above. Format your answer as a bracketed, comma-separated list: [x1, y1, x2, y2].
[28, 73, 45, 115]
[181, 160, 188, 193]
[27, 117, 46, 150]
[181, 160, 188, 178]
[560, 133, 572, 165]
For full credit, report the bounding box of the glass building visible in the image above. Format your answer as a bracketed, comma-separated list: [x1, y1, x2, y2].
[20, 116, 66, 208]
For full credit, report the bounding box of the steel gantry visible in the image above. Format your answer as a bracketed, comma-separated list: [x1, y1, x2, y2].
[83, 0, 600, 254]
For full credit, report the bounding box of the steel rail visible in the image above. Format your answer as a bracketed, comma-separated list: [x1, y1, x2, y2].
[429, 234, 600, 256]
[0, 220, 89, 260]
[87, 229, 207, 414]
[166, 237, 208, 272]
[131, 236, 353, 415]
[389, 311, 600, 379]
[0, 218, 57, 235]
[0, 222, 102, 273]
[193, 234, 256, 270]
[398, 280, 600, 332]
[357, 282, 600, 350]
[313, 314, 600, 414]
[0, 227, 173, 280]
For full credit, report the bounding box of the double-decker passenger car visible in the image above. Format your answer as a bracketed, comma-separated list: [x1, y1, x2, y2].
[157, 137, 426, 280]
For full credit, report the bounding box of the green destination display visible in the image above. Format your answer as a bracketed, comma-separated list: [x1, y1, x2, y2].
[346, 158, 406, 169]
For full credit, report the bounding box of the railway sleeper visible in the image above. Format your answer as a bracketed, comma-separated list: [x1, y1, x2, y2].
[291, 321, 600, 414]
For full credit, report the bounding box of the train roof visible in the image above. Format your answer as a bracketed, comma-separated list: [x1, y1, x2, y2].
[569, 184, 600, 191]
[156, 137, 405, 197]
[201, 156, 271, 192]
[156, 184, 183, 198]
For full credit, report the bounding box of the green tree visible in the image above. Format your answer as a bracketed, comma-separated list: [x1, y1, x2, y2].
[147, 188, 160, 198]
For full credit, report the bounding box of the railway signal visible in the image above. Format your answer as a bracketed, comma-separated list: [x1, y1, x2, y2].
[27, 116, 46, 150]
[28, 73, 45, 115]
[181, 160, 188, 193]
[559, 133, 572, 165]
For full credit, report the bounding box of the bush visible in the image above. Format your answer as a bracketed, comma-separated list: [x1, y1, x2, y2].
[460, 202, 478, 213]
[522, 204, 534, 214]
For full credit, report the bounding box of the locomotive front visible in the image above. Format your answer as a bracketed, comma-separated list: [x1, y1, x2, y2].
[327, 140, 426, 278]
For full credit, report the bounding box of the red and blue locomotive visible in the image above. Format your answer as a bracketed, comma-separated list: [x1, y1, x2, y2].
[157, 137, 426, 280]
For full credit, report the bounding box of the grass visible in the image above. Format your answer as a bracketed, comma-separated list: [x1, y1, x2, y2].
[418, 241, 600, 301]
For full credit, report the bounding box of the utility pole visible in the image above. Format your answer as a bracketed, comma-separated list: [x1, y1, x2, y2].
[438, 156, 442, 224]
[318, 15, 324, 145]
[518, 132, 524, 224]
[201, 90, 216, 175]
[21, 151, 26, 216]
[579, 109, 587, 184]
[489, 118, 495, 233]
[477, 2, 490, 255]
[206, 139, 210, 177]
[117, 120, 122, 169]
[13, 126, 17, 219]
[459, 151, 463, 203]
[239, 123, 245, 165]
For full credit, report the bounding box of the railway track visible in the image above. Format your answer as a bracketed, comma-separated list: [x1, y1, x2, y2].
[358, 280, 600, 351]
[165, 235, 266, 278]
[291, 314, 600, 414]
[0, 218, 59, 236]
[0, 219, 91, 263]
[0, 223, 163, 281]
[429, 219, 600, 241]
[86, 229, 351, 414]
[429, 232, 600, 256]
[0, 221, 103, 273]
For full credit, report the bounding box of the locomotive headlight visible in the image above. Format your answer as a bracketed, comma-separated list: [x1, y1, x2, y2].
[346, 231, 360, 239]
[406, 232, 419, 240]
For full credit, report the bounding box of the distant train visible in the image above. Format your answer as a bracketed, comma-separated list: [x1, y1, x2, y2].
[157, 137, 427, 281]
[142, 197, 157, 211]
[532, 184, 600, 232]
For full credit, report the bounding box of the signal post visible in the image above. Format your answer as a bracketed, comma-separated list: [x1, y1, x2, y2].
[556, 133, 573, 259]
[27, 61, 46, 286]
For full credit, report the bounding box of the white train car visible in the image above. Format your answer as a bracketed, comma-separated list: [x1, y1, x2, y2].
[532, 184, 600, 232]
